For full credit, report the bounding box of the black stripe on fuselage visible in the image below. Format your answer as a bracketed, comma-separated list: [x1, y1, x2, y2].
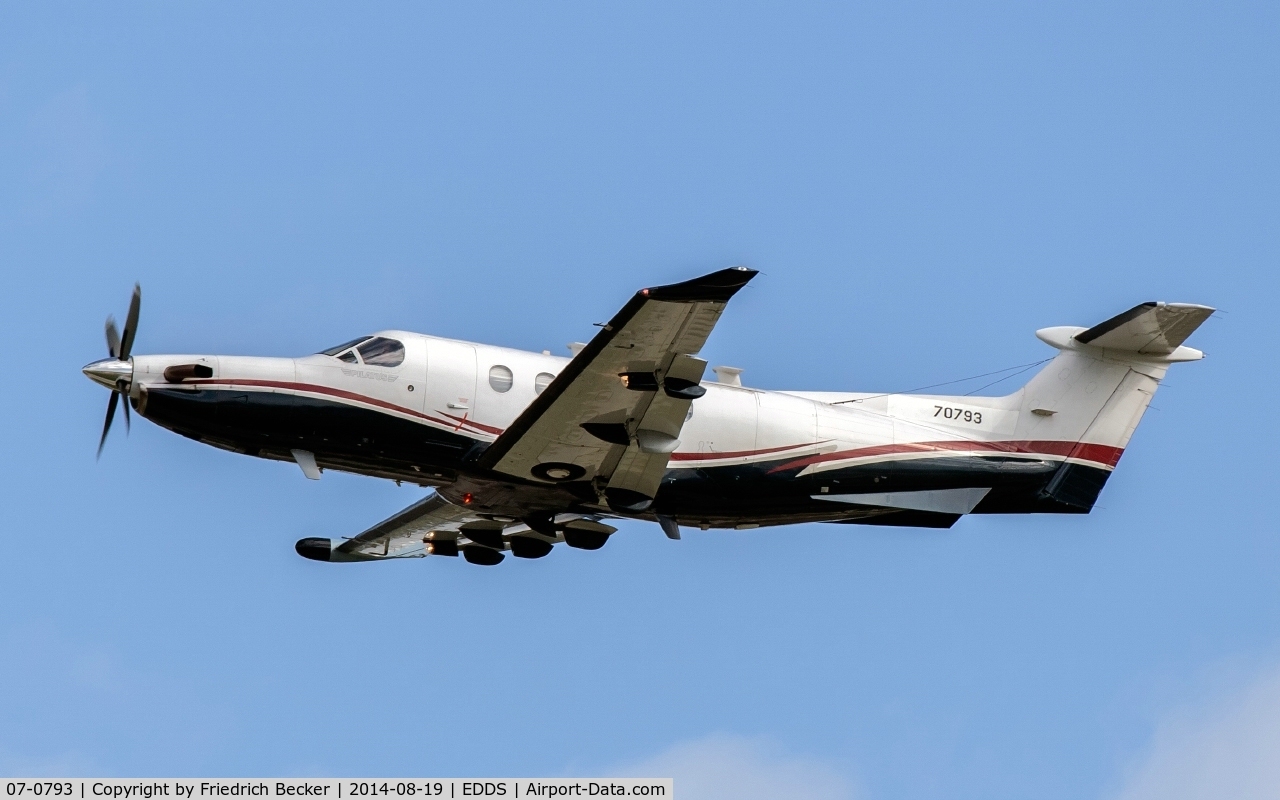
[654, 454, 1108, 521]
[142, 386, 481, 480]
[142, 386, 1111, 522]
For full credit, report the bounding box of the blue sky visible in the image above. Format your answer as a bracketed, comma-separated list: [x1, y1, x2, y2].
[1, 3, 1277, 798]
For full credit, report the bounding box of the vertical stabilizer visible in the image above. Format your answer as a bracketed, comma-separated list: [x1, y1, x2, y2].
[1007, 301, 1212, 509]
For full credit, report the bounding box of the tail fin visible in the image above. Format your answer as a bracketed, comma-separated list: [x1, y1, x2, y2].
[1012, 302, 1213, 510]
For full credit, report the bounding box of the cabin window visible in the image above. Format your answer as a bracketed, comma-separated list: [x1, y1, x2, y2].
[489, 365, 514, 393]
[534, 372, 555, 394]
[357, 337, 406, 367]
[319, 336, 371, 356]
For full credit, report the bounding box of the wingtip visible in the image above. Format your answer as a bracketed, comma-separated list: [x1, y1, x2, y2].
[295, 538, 334, 561]
[644, 266, 760, 303]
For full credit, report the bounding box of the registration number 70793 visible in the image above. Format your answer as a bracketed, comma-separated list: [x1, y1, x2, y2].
[934, 405, 982, 425]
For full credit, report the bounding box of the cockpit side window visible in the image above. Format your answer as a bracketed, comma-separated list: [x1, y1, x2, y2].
[337, 350, 359, 364]
[357, 337, 406, 367]
[320, 336, 372, 356]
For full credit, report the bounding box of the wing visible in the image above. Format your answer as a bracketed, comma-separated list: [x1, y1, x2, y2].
[294, 491, 479, 561]
[476, 266, 758, 512]
[294, 490, 619, 563]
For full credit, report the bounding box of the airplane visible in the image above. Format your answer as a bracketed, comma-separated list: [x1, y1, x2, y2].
[82, 267, 1213, 566]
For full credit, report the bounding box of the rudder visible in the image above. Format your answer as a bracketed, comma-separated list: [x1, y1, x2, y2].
[1010, 301, 1212, 510]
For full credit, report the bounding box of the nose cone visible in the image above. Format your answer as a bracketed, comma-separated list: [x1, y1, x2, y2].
[83, 358, 133, 390]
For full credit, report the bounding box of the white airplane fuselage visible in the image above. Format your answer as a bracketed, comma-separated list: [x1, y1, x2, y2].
[108, 322, 1180, 530]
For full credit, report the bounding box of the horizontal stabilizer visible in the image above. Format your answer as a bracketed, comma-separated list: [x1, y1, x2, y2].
[1075, 302, 1214, 355]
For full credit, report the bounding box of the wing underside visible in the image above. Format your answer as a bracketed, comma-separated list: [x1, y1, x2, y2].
[296, 491, 618, 563]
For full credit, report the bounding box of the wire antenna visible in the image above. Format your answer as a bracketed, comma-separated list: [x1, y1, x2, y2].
[831, 357, 1053, 405]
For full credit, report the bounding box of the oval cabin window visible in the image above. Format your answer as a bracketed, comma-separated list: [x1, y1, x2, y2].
[534, 372, 555, 394]
[489, 365, 514, 393]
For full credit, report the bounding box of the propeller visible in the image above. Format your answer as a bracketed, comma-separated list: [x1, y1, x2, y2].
[87, 284, 141, 458]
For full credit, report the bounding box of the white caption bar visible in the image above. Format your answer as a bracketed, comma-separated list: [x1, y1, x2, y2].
[1, 781, 672, 800]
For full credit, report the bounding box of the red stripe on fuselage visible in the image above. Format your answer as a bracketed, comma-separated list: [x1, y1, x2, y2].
[180, 378, 500, 437]
[441, 411, 504, 436]
[174, 380, 1124, 471]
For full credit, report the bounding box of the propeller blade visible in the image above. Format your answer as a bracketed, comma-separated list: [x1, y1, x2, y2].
[118, 379, 131, 431]
[119, 283, 141, 360]
[105, 316, 121, 359]
[97, 391, 119, 459]
[94, 285, 140, 459]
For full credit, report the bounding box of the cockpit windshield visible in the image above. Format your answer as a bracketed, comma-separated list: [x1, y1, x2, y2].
[357, 337, 405, 367]
[317, 335, 405, 368]
[319, 336, 371, 356]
